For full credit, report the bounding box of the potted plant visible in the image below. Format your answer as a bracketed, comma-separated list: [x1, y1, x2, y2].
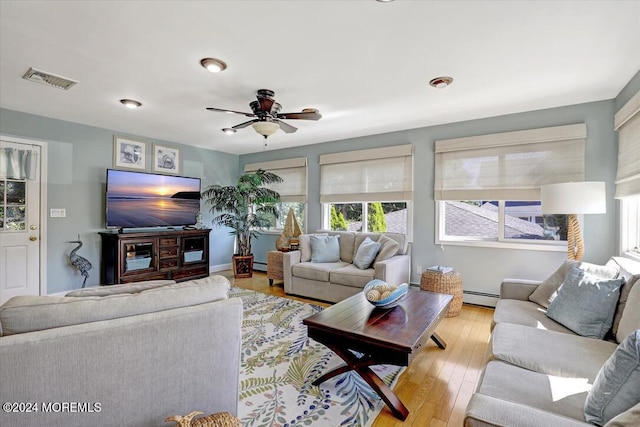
[201, 169, 282, 278]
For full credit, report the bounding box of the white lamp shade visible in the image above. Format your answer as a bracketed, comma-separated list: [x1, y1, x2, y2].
[252, 121, 280, 137]
[541, 182, 606, 214]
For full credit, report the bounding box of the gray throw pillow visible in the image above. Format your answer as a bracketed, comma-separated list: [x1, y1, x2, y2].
[528, 260, 579, 308]
[298, 233, 327, 262]
[546, 266, 623, 339]
[310, 235, 340, 263]
[374, 234, 401, 264]
[353, 237, 381, 270]
[585, 330, 640, 426]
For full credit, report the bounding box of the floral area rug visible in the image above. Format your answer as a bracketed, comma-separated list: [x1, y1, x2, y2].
[228, 287, 404, 427]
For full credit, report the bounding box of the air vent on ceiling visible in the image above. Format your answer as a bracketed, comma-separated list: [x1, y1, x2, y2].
[22, 67, 78, 90]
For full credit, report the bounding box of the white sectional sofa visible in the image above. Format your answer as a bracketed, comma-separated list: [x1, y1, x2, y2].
[282, 231, 410, 303]
[465, 256, 640, 427]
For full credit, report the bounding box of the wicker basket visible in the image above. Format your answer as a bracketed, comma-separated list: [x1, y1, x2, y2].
[420, 270, 463, 317]
[165, 411, 240, 427]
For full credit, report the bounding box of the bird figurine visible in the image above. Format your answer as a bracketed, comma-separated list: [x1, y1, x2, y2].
[69, 234, 92, 288]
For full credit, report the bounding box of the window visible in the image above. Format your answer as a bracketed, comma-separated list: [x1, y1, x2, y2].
[244, 157, 307, 232]
[615, 89, 640, 256]
[325, 202, 408, 233]
[320, 145, 413, 237]
[435, 124, 585, 249]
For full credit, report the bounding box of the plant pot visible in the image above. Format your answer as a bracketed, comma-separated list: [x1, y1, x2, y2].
[233, 254, 254, 278]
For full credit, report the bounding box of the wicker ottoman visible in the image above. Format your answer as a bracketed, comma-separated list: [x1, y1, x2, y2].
[267, 250, 284, 286]
[420, 270, 463, 317]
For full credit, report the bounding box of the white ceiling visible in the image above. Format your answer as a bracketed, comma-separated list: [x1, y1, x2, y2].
[1, 1, 639, 155]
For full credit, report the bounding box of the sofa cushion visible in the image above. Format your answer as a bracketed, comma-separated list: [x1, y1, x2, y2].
[585, 330, 640, 426]
[65, 279, 176, 297]
[299, 233, 328, 262]
[490, 322, 617, 382]
[310, 235, 341, 263]
[617, 278, 640, 344]
[374, 234, 400, 263]
[493, 299, 575, 334]
[326, 231, 356, 263]
[608, 257, 640, 339]
[528, 260, 579, 308]
[292, 261, 348, 282]
[546, 266, 623, 339]
[604, 402, 640, 427]
[330, 264, 375, 289]
[0, 275, 230, 336]
[478, 361, 590, 422]
[353, 237, 380, 269]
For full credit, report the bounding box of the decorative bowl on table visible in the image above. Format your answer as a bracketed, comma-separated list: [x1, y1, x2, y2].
[364, 280, 409, 309]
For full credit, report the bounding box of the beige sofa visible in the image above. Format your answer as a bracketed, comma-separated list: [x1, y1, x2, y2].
[282, 231, 410, 303]
[0, 275, 242, 427]
[465, 257, 640, 427]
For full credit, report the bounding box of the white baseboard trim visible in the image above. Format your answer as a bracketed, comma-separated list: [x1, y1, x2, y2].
[210, 263, 232, 273]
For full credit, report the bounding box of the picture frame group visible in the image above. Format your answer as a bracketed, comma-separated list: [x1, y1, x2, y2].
[113, 136, 180, 174]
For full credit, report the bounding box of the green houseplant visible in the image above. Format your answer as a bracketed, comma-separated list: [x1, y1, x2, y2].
[201, 169, 282, 278]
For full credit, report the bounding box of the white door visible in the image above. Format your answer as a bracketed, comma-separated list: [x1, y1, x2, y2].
[0, 140, 42, 304]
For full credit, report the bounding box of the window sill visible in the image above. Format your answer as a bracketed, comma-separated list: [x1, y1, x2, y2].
[436, 238, 567, 252]
[621, 251, 640, 262]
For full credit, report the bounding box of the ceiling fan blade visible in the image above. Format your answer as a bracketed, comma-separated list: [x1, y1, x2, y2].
[278, 109, 322, 121]
[273, 119, 298, 133]
[206, 107, 255, 118]
[232, 119, 259, 129]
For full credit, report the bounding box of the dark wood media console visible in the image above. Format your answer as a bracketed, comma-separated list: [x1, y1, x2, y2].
[99, 229, 211, 284]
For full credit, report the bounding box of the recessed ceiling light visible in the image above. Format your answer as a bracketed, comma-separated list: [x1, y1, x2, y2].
[222, 128, 237, 135]
[201, 58, 227, 73]
[429, 76, 453, 89]
[120, 99, 142, 108]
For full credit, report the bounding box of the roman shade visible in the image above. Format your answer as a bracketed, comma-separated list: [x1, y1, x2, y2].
[434, 124, 586, 200]
[614, 90, 640, 199]
[244, 157, 307, 202]
[319, 144, 413, 203]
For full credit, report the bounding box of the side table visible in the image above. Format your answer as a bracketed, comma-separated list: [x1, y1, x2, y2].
[267, 250, 284, 286]
[420, 270, 463, 317]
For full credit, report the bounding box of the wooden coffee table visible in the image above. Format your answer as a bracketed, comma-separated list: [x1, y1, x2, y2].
[303, 288, 453, 420]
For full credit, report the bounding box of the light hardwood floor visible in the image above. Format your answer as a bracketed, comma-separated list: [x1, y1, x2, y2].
[222, 271, 495, 427]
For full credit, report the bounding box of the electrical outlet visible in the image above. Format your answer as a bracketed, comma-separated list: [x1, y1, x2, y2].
[416, 265, 422, 275]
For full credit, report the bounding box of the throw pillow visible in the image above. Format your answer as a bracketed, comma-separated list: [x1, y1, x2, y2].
[374, 234, 401, 264]
[298, 233, 328, 262]
[603, 402, 640, 427]
[617, 278, 640, 344]
[546, 266, 623, 339]
[585, 330, 640, 426]
[310, 235, 340, 263]
[528, 260, 579, 308]
[353, 237, 381, 270]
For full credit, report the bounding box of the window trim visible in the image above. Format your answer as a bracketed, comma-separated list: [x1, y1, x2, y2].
[435, 201, 568, 252]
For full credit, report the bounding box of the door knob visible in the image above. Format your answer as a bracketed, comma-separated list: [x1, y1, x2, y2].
[30, 236, 38, 241]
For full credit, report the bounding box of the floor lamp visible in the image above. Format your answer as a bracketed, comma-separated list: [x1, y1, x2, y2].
[541, 182, 606, 261]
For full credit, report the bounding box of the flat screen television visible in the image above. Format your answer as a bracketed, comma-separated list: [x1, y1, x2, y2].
[106, 169, 201, 229]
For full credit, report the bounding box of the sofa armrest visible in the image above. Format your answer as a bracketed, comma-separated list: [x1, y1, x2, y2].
[374, 254, 410, 286]
[282, 250, 301, 294]
[500, 279, 542, 300]
[464, 393, 589, 427]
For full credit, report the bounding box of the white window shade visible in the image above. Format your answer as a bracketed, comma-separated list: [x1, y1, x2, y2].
[319, 144, 413, 203]
[244, 157, 307, 202]
[614, 90, 640, 199]
[434, 124, 586, 201]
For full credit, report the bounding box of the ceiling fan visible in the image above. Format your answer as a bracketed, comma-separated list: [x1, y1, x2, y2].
[206, 89, 322, 139]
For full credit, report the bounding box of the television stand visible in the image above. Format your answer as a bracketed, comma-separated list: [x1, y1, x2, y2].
[99, 229, 211, 284]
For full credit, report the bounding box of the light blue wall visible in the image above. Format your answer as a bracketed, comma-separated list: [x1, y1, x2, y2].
[241, 98, 625, 305]
[0, 108, 239, 293]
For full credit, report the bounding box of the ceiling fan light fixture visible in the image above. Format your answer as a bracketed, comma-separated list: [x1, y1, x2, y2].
[120, 99, 142, 109]
[222, 127, 237, 135]
[429, 76, 453, 89]
[200, 58, 227, 73]
[252, 121, 280, 139]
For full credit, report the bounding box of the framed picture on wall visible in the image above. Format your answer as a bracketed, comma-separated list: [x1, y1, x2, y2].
[113, 136, 146, 170]
[153, 144, 180, 174]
